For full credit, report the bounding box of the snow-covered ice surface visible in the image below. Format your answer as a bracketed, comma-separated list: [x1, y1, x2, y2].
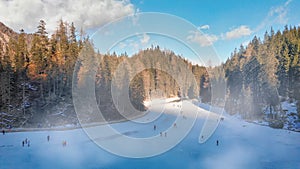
[1, 99, 300, 169]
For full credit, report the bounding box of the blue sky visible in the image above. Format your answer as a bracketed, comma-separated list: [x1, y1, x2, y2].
[124, 0, 300, 63]
[1, 0, 299, 65]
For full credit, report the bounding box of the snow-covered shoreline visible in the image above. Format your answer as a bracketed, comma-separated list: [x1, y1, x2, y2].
[2, 111, 147, 133]
[2, 97, 181, 133]
[1, 98, 300, 169]
[4, 97, 299, 134]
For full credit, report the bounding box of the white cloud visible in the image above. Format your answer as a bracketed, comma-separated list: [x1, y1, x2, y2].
[187, 31, 218, 47]
[224, 25, 252, 40]
[255, 0, 292, 32]
[0, 0, 135, 33]
[198, 25, 210, 30]
[188, 25, 251, 46]
[140, 33, 150, 45]
[268, 0, 291, 24]
[116, 33, 150, 52]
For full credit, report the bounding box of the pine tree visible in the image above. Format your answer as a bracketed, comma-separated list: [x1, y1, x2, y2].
[55, 20, 69, 96]
[29, 20, 49, 101]
[66, 22, 78, 87]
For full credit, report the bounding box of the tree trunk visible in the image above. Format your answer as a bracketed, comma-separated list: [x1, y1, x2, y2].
[23, 83, 25, 116]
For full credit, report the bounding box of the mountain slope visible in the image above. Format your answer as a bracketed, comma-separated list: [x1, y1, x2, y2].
[0, 22, 18, 55]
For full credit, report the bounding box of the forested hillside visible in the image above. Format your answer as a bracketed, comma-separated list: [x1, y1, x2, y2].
[0, 21, 209, 128]
[1, 19, 299, 130]
[0, 20, 85, 128]
[220, 26, 300, 128]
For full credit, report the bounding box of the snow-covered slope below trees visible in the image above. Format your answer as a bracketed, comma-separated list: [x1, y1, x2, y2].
[251, 100, 300, 131]
[1, 99, 299, 169]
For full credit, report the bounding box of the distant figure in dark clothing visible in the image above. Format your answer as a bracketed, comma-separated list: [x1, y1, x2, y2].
[27, 140, 30, 147]
[2, 130, 5, 135]
[154, 125, 156, 130]
[216, 140, 219, 146]
[47, 135, 50, 142]
[25, 138, 28, 144]
[22, 141, 25, 147]
[62, 140, 67, 147]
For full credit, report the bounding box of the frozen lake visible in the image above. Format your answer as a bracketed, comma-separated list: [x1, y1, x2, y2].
[1, 99, 300, 169]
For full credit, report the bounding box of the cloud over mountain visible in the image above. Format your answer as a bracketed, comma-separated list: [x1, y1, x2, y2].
[0, 0, 136, 33]
[224, 25, 252, 40]
[187, 31, 218, 47]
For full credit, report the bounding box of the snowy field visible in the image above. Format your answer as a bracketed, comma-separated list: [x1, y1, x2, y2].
[1, 99, 300, 169]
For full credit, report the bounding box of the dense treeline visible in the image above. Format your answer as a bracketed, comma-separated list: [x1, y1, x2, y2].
[4, 20, 298, 129]
[75, 45, 209, 122]
[0, 20, 85, 127]
[220, 26, 300, 121]
[0, 20, 209, 127]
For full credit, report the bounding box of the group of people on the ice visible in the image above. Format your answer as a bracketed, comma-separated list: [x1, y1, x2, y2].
[19, 135, 67, 147]
[22, 138, 30, 147]
[46, 135, 67, 147]
[154, 122, 178, 137]
[47, 135, 67, 147]
[173, 103, 182, 108]
[159, 131, 167, 137]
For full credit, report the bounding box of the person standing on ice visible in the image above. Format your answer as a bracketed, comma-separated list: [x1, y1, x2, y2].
[62, 140, 67, 147]
[47, 135, 50, 142]
[154, 125, 156, 130]
[216, 140, 219, 146]
[2, 129, 5, 135]
[22, 140, 24, 147]
[27, 140, 30, 147]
